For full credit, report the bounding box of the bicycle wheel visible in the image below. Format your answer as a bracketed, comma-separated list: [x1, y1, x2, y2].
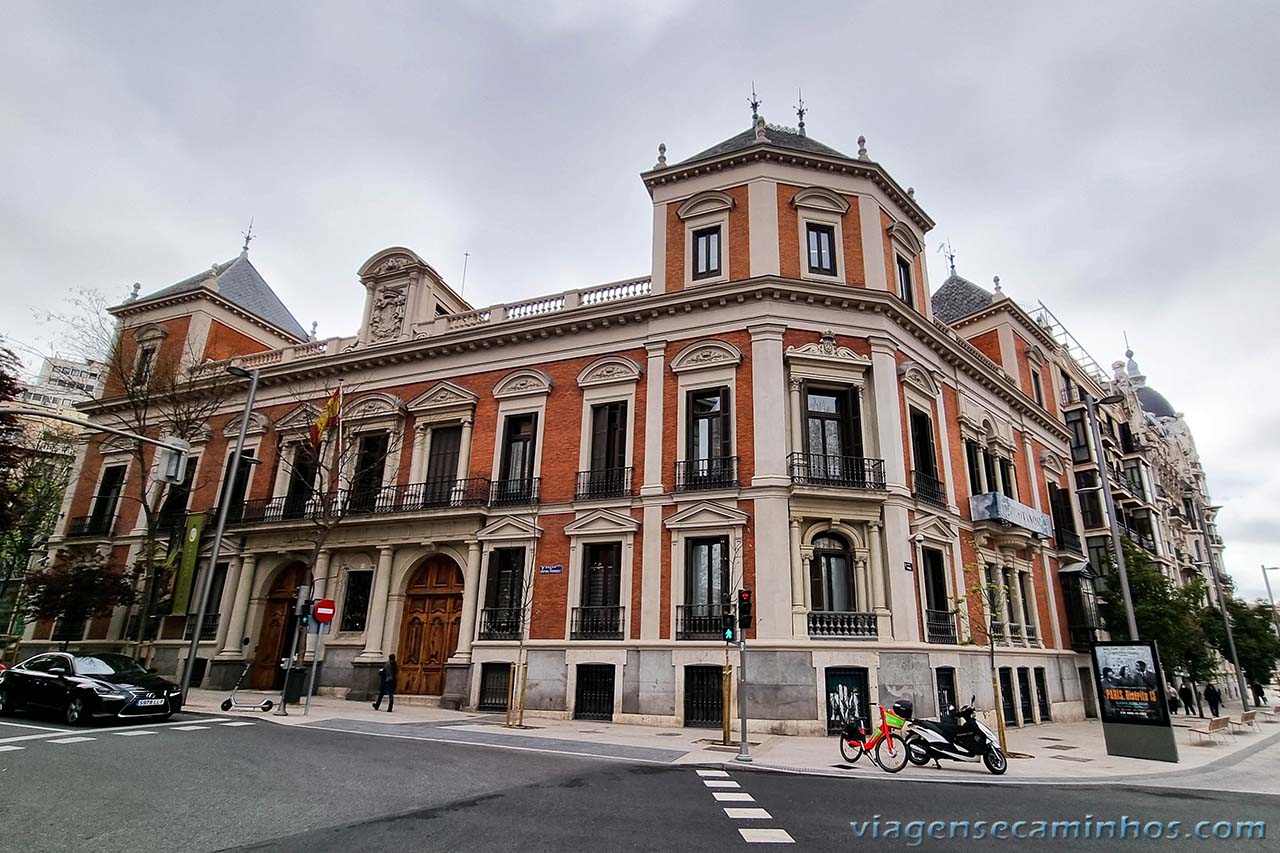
[874, 732, 909, 773]
[839, 736, 864, 764]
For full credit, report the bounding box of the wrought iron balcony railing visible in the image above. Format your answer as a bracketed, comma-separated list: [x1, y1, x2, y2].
[787, 453, 886, 490]
[924, 609, 959, 644]
[912, 470, 947, 507]
[230, 478, 492, 525]
[490, 477, 540, 508]
[575, 467, 633, 500]
[1025, 624, 1039, 644]
[1056, 528, 1084, 554]
[570, 605, 624, 640]
[676, 603, 727, 640]
[675, 457, 739, 492]
[67, 514, 115, 538]
[807, 610, 878, 639]
[477, 607, 522, 641]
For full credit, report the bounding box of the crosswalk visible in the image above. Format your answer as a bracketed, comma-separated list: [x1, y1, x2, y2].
[0, 718, 252, 754]
[695, 768, 796, 844]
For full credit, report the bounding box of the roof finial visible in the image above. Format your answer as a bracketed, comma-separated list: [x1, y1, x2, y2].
[309, 321, 318, 341]
[241, 217, 255, 254]
[857, 135, 868, 160]
[1123, 330, 1133, 359]
[938, 240, 957, 276]
[754, 114, 767, 141]
[794, 89, 806, 137]
[127, 282, 141, 302]
[654, 142, 667, 169]
[992, 275, 1001, 293]
[749, 82, 761, 120]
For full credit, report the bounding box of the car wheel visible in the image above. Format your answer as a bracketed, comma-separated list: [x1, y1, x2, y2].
[64, 695, 86, 726]
[0, 687, 16, 715]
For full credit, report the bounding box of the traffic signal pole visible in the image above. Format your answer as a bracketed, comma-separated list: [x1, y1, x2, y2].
[734, 588, 753, 763]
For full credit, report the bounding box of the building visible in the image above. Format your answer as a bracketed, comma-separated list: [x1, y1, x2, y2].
[18, 356, 105, 412]
[31, 113, 1225, 732]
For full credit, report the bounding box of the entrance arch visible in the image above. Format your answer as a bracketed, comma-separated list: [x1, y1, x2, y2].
[250, 562, 307, 690]
[397, 555, 464, 696]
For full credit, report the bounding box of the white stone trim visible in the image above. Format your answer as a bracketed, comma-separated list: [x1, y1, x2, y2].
[493, 368, 553, 400]
[669, 339, 742, 375]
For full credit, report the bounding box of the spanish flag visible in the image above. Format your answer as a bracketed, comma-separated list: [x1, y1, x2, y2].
[311, 386, 342, 449]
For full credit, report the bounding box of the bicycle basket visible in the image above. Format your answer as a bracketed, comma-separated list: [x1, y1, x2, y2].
[841, 717, 869, 739]
[883, 711, 907, 729]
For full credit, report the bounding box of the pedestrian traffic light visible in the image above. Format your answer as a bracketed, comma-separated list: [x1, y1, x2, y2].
[737, 589, 753, 629]
[298, 599, 313, 627]
[722, 609, 736, 643]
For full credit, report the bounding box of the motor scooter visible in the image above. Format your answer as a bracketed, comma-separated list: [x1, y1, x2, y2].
[903, 695, 1007, 775]
[220, 658, 274, 712]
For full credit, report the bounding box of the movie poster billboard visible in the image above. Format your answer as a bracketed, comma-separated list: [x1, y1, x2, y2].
[1090, 640, 1171, 727]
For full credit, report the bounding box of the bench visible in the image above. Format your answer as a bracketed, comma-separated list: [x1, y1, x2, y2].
[1229, 710, 1260, 733]
[1262, 706, 1280, 723]
[1189, 716, 1234, 745]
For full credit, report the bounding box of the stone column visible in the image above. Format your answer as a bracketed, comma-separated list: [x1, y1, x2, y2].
[854, 557, 869, 616]
[869, 521, 888, 614]
[869, 337, 907, 490]
[1006, 565, 1023, 640]
[359, 546, 396, 659]
[452, 541, 483, 662]
[305, 550, 331, 656]
[789, 518, 806, 636]
[977, 448, 989, 493]
[218, 553, 257, 658]
[457, 418, 474, 479]
[640, 339, 667, 641]
[213, 555, 243, 653]
[789, 377, 804, 457]
[749, 324, 788, 487]
[409, 424, 429, 483]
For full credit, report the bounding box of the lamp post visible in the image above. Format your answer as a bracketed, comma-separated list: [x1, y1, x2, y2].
[179, 365, 260, 701]
[1084, 392, 1139, 639]
[1207, 555, 1249, 711]
[1262, 566, 1280, 639]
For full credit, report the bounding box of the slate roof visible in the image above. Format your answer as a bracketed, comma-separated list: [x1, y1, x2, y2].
[677, 123, 850, 166]
[138, 253, 307, 340]
[1135, 385, 1177, 419]
[930, 273, 996, 324]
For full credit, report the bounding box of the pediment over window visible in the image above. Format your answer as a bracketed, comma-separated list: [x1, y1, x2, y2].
[222, 410, 270, 438]
[477, 515, 543, 541]
[910, 513, 957, 543]
[1039, 450, 1065, 477]
[564, 508, 640, 536]
[406, 380, 478, 414]
[343, 392, 406, 423]
[98, 435, 137, 455]
[665, 501, 749, 530]
[676, 190, 736, 221]
[791, 186, 850, 214]
[577, 356, 642, 388]
[786, 331, 872, 379]
[898, 361, 940, 397]
[133, 322, 169, 344]
[1025, 345, 1046, 368]
[275, 403, 320, 434]
[669, 339, 742, 374]
[493, 368, 552, 400]
[886, 220, 924, 256]
[357, 246, 433, 281]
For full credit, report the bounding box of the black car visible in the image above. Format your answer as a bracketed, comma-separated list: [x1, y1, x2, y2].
[0, 652, 183, 725]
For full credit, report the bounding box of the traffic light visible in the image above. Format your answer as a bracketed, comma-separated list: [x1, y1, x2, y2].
[155, 437, 192, 484]
[737, 589, 753, 629]
[721, 608, 736, 643]
[298, 599, 313, 627]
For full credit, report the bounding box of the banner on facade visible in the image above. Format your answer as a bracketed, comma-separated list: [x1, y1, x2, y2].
[169, 512, 206, 615]
[1090, 639, 1178, 763]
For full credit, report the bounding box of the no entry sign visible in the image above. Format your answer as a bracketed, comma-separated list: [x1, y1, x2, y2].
[312, 598, 336, 624]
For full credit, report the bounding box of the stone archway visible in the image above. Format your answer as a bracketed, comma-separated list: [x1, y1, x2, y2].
[396, 555, 464, 696]
[250, 562, 308, 690]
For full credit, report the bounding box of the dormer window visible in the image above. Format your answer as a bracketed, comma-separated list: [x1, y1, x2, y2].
[807, 224, 836, 276]
[692, 226, 721, 281]
[896, 256, 914, 307]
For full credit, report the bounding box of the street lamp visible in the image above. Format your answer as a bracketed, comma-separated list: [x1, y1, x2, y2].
[1262, 566, 1280, 639]
[178, 365, 260, 701]
[1206, 556, 1250, 711]
[1083, 392, 1139, 639]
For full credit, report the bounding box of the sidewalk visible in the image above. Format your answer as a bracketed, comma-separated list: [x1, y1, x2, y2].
[184, 689, 1280, 792]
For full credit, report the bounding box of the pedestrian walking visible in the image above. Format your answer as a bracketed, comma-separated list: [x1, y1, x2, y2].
[1204, 684, 1222, 717]
[1178, 683, 1196, 717]
[1251, 682, 1267, 706]
[373, 653, 397, 712]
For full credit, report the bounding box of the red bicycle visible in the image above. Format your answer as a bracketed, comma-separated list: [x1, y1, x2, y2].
[838, 701, 911, 772]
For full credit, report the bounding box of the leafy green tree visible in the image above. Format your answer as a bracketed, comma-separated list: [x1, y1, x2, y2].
[24, 546, 133, 651]
[1202, 597, 1280, 688]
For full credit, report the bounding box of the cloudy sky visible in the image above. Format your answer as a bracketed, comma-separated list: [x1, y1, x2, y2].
[2, 2, 1277, 599]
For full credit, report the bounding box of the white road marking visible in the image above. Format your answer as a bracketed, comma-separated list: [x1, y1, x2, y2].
[702, 779, 740, 788]
[696, 769, 729, 777]
[738, 829, 795, 843]
[724, 808, 772, 820]
[220, 721, 255, 727]
[0, 720, 65, 732]
[172, 725, 209, 731]
[48, 736, 95, 744]
[114, 731, 156, 737]
[713, 792, 755, 802]
[0, 745, 24, 752]
[0, 716, 229, 744]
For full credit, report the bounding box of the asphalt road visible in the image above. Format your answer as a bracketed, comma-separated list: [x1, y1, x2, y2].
[1, 710, 1276, 852]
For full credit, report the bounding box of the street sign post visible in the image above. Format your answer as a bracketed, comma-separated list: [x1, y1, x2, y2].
[302, 598, 334, 717]
[313, 598, 336, 624]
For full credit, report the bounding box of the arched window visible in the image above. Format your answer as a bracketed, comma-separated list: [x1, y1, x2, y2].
[810, 534, 854, 612]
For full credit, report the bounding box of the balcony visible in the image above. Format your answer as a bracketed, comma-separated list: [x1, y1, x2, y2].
[912, 470, 947, 508]
[1056, 528, 1084, 554]
[1009, 623, 1025, 644]
[230, 478, 491, 525]
[575, 467, 633, 500]
[490, 477, 540, 508]
[970, 492, 1054, 539]
[67, 514, 115, 538]
[807, 610, 878, 639]
[570, 605, 624, 640]
[181, 613, 220, 642]
[677, 604, 727, 640]
[477, 607, 522, 641]
[989, 620, 1006, 644]
[924, 609, 959, 644]
[1025, 624, 1039, 644]
[788, 453, 886, 491]
[675, 457, 738, 492]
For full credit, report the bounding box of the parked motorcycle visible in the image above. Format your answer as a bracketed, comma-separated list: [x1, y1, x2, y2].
[904, 695, 1007, 775]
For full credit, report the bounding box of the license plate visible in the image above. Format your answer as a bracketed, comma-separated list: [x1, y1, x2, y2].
[136, 698, 166, 707]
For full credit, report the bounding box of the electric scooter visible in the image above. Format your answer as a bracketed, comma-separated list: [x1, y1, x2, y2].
[220, 658, 274, 712]
[903, 695, 1007, 775]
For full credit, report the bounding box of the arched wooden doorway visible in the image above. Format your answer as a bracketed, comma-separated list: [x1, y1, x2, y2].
[397, 556, 464, 696]
[250, 562, 307, 690]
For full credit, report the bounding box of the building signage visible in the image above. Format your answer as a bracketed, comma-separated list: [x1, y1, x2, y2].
[169, 512, 206, 615]
[969, 493, 1053, 538]
[538, 565, 563, 575]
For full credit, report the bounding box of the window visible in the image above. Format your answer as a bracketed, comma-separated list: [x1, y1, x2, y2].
[157, 456, 197, 530]
[189, 562, 227, 619]
[500, 414, 537, 482]
[132, 344, 157, 386]
[283, 444, 318, 518]
[89, 464, 127, 532]
[810, 534, 854, 611]
[1065, 410, 1091, 463]
[216, 449, 256, 521]
[807, 224, 837, 276]
[921, 548, 948, 613]
[804, 386, 861, 478]
[999, 459, 1016, 500]
[686, 537, 729, 609]
[1087, 536, 1113, 576]
[422, 424, 462, 504]
[1119, 422, 1136, 454]
[589, 401, 628, 473]
[485, 548, 525, 610]
[908, 407, 937, 479]
[964, 440, 983, 495]
[349, 431, 390, 510]
[1031, 370, 1044, 407]
[1075, 472, 1104, 528]
[582, 542, 621, 608]
[895, 256, 914, 307]
[339, 571, 373, 632]
[1048, 484, 1079, 544]
[688, 387, 730, 462]
[692, 226, 721, 280]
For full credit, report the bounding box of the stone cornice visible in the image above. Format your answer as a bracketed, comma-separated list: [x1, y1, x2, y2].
[109, 286, 305, 345]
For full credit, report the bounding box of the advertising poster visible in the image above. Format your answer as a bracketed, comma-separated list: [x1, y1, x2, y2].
[169, 512, 206, 615]
[1090, 640, 1170, 727]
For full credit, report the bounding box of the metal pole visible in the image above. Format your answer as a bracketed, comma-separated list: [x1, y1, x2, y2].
[1085, 395, 1139, 639]
[735, 636, 751, 763]
[1210, 555, 1250, 711]
[179, 369, 259, 701]
[1262, 567, 1280, 639]
[274, 614, 303, 716]
[989, 613, 1008, 752]
[303, 628, 322, 715]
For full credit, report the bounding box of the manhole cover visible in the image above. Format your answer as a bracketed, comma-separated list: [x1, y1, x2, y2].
[1050, 755, 1093, 763]
[1045, 744, 1078, 751]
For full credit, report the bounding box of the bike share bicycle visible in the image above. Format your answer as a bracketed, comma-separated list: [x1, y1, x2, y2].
[837, 699, 913, 772]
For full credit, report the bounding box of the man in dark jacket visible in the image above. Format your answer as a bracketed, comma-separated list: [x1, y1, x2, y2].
[1204, 684, 1222, 717]
[1178, 683, 1197, 716]
[373, 653, 397, 712]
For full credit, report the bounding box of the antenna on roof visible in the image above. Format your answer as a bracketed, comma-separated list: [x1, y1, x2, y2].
[460, 252, 470, 297]
[241, 218, 255, 254]
[1123, 330, 1132, 356]
[749, 82, 761, 120]
[794, 89, 806, 137]
[938, 240, 957, 276]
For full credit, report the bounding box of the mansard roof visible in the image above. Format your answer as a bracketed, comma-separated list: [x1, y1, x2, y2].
[678, 122, 849, 166]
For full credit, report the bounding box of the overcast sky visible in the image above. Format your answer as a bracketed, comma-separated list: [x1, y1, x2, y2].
[2, 1, 1276, 600]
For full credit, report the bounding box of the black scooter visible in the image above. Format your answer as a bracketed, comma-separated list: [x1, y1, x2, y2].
[904, 695, 1007, 775]
[220, 659, 274, 713]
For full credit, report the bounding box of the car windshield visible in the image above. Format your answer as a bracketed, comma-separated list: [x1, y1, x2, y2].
[72, 654, 149, 677]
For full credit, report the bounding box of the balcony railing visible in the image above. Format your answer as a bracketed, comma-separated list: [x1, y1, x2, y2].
[1025, 624, 1039, 644]
[787, 453, 886, 490]
[807, 610, 878, 639]
[570, 605, 624, 640]
[912, 470, 947, 507]
[181, 613, 220, 642]
[989, 620, 1006, 643]
[677, 604, 727, 640]
[490, 477, 540, 508]
[1056, 528, 1083, 554]
[575, 467, 633, 500]
[1009, 623, 1025, 643]
[477, 607, 522, 641]
[924, 609, 958, 644]
[675, 457, 739, 492]
[67, 514, 115, 538]
[230, 478, 491, 525]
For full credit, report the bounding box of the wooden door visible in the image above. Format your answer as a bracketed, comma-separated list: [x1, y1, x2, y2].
[250, 563, 306, 690]
[397, 557, 463, 696]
